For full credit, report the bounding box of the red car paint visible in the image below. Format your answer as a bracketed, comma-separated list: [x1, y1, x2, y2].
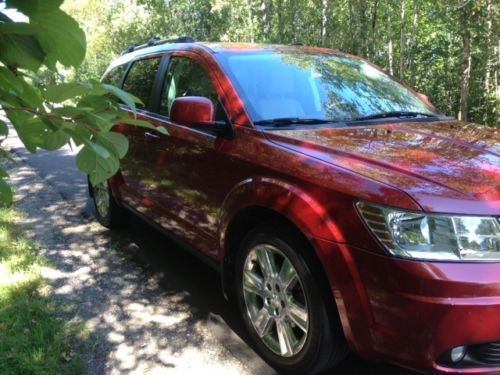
[108, 43, 500, 374]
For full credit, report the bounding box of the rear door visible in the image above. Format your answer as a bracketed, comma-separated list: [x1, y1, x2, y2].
[113, 55, 163, 211]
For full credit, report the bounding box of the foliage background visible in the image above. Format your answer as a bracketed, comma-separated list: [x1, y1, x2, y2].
[64, 0, 499, 127]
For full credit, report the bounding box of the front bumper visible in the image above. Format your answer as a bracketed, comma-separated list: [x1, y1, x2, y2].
[316, 238, 500, 374]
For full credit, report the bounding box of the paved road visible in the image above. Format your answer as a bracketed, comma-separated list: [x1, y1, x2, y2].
[6, 129, 417, 375]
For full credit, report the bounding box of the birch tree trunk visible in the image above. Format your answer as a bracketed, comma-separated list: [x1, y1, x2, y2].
[399, 0, 406, 79]
[321, 0, 329, 45]
[459, 29, 472, 121]
[261, 0, 271, 39]
[387, 2, 394, 75]
[408, 0, 418, 83]
[485, 0, 492, 92]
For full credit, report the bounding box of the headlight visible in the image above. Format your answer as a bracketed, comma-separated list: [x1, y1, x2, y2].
[357, 201, 500, 261]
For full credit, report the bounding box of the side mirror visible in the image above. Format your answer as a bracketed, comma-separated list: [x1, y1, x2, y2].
[171, 96, 215, 126]
[417, 92, 431, 105]
[171, 96, 233, 138]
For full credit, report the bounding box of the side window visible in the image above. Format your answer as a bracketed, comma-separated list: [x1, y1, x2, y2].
[160, 57, 219, 117]
[101, 64, 127, 87]
[122, 57, 161, 109]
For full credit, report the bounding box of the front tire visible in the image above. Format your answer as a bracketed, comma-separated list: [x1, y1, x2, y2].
[90, 179, 126, 228]
[235, 223, 348, 374]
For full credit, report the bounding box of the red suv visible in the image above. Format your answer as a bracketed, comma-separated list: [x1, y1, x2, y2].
[91, 37, 500, 374]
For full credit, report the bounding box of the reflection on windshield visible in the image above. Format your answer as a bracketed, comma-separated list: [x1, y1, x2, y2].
[217, 52, 439, 122]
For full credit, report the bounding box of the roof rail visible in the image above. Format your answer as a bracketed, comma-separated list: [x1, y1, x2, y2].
[290, 41, 304, 46]
[121, 36, 196, 55]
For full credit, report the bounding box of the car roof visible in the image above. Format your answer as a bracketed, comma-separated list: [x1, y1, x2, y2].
[105, 41, 348, 73]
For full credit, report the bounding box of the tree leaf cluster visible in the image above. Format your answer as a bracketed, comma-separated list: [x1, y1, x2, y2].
[65, 0, 499, 127]
[0, 0, 167, 204]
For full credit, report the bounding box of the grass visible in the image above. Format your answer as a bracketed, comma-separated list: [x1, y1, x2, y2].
[0, 207, 85, 375]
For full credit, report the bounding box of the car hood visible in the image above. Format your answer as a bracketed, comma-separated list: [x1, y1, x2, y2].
[265, 120, 500, 215]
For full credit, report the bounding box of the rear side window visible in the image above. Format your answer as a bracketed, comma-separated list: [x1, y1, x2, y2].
[122, 57, 161, 109]
[102, 64, 127, 87]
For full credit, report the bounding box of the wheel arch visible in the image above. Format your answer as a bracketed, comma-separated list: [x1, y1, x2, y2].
[218, 178, 346, 335]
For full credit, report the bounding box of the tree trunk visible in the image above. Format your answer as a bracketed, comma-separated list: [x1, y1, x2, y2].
[369, 0, 379, 58]
[261, 0, 271, 39]
[399, 0, 406, 80]
[276, 0, 284, 41]
[495, 38, 499, 115]
[348, 0, 357, 53]
[387, 2, 394, 75]
[359, 0, 368, 56]
[485, 0, 492, 92]
[459, 29, 471, 121]
[321, 0, 329, 45]
[408, 0, 419, 84]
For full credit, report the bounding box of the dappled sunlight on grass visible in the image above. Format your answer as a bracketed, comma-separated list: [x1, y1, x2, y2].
[0, 207, 86, 375]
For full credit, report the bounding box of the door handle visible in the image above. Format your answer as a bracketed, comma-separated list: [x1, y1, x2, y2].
[144, 131, 160, 139]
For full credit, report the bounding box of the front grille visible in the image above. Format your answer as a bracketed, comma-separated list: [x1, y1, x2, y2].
[469, 341, 500, 365]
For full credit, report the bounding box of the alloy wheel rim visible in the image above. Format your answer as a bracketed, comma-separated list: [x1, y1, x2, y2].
[93, 181, 110, 218]
[242, 244, 309, 357]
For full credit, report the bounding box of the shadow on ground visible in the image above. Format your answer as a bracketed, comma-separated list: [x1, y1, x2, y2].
[91, 208, 417, 375]
[8, 142, 417, 374]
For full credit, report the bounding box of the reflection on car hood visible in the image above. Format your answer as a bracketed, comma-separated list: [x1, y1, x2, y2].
[266, 120, 500, 214]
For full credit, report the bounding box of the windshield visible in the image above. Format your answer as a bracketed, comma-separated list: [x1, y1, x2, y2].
[216, 52, 440, 123]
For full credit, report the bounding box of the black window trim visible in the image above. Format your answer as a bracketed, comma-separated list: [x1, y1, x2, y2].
[150, 53, 171, 114]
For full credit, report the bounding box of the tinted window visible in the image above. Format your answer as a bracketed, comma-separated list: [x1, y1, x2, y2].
[160, 57, 218, 117]
[217, 53, 439, 122]
[102, 64, 128, 87]
[122, 57, 161, 109]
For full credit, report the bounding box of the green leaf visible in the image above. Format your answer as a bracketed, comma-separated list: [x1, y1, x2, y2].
[42, 128, 70, 151]
[14, 117, 48, 153]
[18, 79, 43, 108]
[117, 116, 153, 127]
[0, 179, 13, 205]
[5, 109, 30, 129]
[0, 66, 23, 94]
[0, 149, 13, 161]
[118, 116, 169, 136]
[0, 22, 37, 35]
[156, 126, 169, 135]
[30, 9, 86, 68]
[81, 139, 111, 159]
[52, 106, 93, 118]
[44, 82, 91, 102]
[0, 33, 45, 71]
[103, 84, 142, 112]
[0, 120, 9, 137]
[76, 145, 119, 185]
[63, 125, 91, 147]
[95, 131, 128, 159]
[5, 0, 64, 16]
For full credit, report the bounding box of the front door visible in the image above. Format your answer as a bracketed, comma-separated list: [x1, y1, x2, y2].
[143, 54, 237, 256]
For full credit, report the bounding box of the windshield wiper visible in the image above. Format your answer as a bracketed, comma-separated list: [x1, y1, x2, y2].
[350, 111, 439, 122]
[254, 117, 336, 127]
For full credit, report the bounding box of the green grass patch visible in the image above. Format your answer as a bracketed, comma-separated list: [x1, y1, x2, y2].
[0, 207, 85, 375]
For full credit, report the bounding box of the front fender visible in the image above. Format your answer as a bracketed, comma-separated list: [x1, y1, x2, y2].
[219, 176, 346, 255]
[218, 176, 377, 353]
